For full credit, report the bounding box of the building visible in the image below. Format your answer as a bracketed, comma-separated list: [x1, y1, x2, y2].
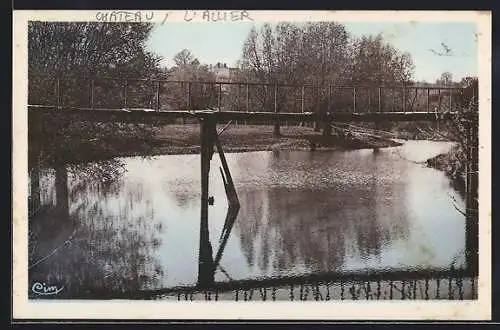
[212, 62, 239, 91]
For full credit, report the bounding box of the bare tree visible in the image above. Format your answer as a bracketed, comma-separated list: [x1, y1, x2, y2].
[436, 71, 453, 85]
[173, 49, 197, 67]
[238, 22, 415, 134]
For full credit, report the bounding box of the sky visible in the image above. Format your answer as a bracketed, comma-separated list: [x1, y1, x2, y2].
[146, 21, 477, 83]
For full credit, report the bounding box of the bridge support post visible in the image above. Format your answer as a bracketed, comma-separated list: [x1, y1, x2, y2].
[198, 117, 216, 288]
[465, 117, 479, 276]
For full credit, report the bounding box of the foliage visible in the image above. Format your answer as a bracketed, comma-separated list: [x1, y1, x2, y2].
[28, 22, 162, 175]
[425, 76, 478, 193]
[28, 22, 161, 77]
[235, 23, 417, 123]
[160, 49, 217, 110]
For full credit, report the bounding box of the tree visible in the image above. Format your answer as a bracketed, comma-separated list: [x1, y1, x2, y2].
[173, 49, 197, 67]
[349, 34, 415, 85]
[28, 22, 161, 78]
[28, 22, 162, 179]
[161, 50, 217, 110]
[437, 71, 453, 85]
[238, 22, 415, 134]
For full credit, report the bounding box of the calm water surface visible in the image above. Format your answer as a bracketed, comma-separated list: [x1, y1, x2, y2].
[29, 141, 466, 295]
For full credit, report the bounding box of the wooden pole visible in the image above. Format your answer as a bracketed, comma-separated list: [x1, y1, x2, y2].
[198, 117, 215, 288]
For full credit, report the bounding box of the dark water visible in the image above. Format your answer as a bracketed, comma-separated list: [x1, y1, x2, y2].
[28, 141, 466, 296]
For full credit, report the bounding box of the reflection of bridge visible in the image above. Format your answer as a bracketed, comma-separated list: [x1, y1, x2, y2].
[28, 75, 479, 294]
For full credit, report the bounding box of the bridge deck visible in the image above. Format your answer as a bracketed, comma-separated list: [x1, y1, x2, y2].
[28, 105, 468, 123]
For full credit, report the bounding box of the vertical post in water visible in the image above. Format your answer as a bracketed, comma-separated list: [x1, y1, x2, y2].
[466, 115, 479, 276]
[273, 83, 280, 137]
[198, 116, 215, 288]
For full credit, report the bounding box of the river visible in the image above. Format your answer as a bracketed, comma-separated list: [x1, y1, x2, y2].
[28, 140, 466, 297]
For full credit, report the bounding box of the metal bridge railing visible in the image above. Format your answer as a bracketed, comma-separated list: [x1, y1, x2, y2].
[44, 268, 477, 301]
[28, 75, 475, 115]
[159, 277, 477, 301]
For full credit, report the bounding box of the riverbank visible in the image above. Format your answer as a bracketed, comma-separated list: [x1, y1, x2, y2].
[426, 145, 466, 193]
[103, 124, 400, 158]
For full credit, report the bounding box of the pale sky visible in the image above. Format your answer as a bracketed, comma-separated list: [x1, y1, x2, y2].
[146, 21, 477, 83]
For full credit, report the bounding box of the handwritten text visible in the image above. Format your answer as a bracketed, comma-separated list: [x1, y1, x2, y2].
[182, 10, 253, 22]
[96, 11, 155, 22]
[31, 282, 64, 296]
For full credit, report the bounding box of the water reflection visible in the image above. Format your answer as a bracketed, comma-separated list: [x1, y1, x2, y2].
[29, 141, 466, 296]
[29, 166, 164, 298]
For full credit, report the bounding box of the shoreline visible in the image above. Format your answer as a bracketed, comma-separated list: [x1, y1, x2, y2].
[425, 146, 466, 194]
[35, 124, 463, 188]
[59, 124, 402, 161]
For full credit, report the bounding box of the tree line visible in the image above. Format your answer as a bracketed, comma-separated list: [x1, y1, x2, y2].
[27, 21, 478, 170]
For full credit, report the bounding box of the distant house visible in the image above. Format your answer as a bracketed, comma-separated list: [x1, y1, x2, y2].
[212, 62, 239, 92]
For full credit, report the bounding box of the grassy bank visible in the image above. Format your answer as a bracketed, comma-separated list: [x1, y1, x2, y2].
[98, 124, 399, 158]
[426, 146, 466, 193]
